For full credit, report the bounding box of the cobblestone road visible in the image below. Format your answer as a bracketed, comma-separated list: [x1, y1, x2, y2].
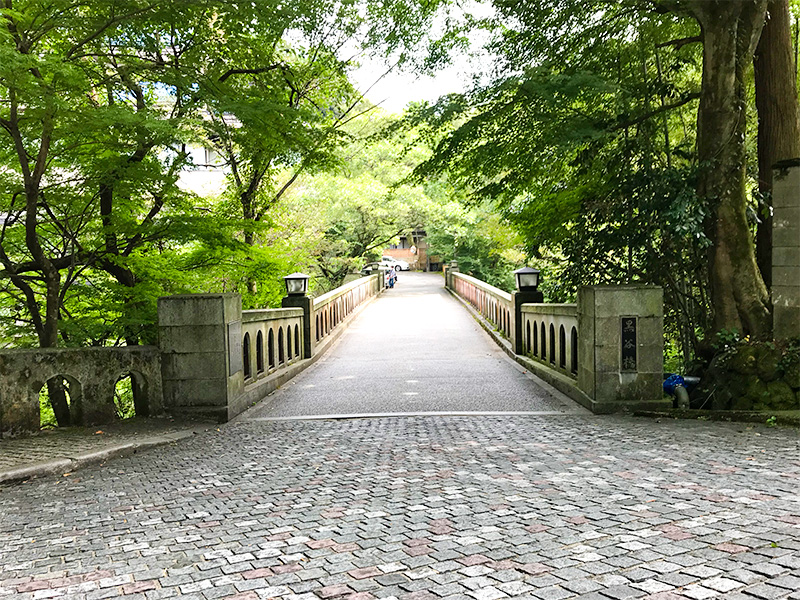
[1, 415, 799, 599]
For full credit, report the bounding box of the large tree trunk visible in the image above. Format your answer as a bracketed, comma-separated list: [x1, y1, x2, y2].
[690, 0, 772, 338]
[754, 0, 800, 287]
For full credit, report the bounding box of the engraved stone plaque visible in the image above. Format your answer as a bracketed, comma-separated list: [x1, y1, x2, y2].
[621, 316, 637, 372]
[228, 321, 242, 376]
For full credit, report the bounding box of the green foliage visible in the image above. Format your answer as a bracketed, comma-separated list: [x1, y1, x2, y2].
[402, 0, 718, 368]
[0, 0, 457, 348]
[714, 329, 742, 353]
[114, 376, 135, 420]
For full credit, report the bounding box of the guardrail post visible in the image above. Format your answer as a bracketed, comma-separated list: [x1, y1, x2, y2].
[512, 290, 543, 354]
[772, 158, 800, 339]
[281, 294, 313, 359]
[577, 286, 668, 413]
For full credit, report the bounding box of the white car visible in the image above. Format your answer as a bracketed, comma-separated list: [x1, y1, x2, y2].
[382, 256, 409, 271]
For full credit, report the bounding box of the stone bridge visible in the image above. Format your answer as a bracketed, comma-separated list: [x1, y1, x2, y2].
[1, 264, 673, 437]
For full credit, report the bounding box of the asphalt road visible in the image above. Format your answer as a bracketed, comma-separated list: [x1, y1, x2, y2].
[245, 272, 580, 419]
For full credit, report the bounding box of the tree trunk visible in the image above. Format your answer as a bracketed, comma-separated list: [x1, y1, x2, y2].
[754, 0, 800, 286]
[690, 0, 772, 338]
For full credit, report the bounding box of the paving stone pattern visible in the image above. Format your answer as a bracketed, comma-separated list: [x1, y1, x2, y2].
[0, 418, 208, 472]
[1, 415, 799, 599]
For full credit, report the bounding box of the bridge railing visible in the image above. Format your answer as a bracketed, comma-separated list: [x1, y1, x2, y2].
[447, 271, 667, 414]
[241, 308, 304, 382]
[159, 273, 383, 424]
[312, 275, 381, 345]
[0, 346, 163, 437]
[451, 272, 513, 339]
[520, 303, 578, 379]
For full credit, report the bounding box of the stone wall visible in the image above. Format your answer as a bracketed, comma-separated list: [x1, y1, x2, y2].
[772, 159, 800, 339]
[0, 347, 162, 437]
[158, 294, 242, 423]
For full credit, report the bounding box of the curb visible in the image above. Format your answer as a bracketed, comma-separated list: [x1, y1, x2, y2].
[634, 409, 800, 427]
[0, 425, 211, 485]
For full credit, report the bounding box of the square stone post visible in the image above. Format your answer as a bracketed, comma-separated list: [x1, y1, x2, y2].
[512, 290, 543, 354]
[158, 294, 242, 422]
[282, 295, 314, 359]
[577, 286, 668, 413]
[772, 158, 800, 339]
[446, 262, 458, 289]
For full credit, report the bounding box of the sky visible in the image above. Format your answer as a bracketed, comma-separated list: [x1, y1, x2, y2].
[349, 1, 495, 114]
[351, 58, 472, 114]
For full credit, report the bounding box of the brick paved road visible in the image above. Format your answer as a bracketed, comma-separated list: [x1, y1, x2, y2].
[1, 415, 799, 599]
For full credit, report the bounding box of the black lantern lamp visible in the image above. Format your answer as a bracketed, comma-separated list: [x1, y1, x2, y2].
[513, 266, 540, 292]
[283, 272, 309, 296]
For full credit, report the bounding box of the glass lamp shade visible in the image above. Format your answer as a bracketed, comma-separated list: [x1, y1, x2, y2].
[513, 267, 540, 291]
[283, 272, 309, 296]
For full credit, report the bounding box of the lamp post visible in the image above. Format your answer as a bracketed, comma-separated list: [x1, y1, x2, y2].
[281, 272, 312, 358]
[512, 266, 544, 355]
[283, 272, 309, 296]
[513, 267, 541, 294]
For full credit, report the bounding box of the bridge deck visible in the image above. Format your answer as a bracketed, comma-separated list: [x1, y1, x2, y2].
[244, 272, 584, 420]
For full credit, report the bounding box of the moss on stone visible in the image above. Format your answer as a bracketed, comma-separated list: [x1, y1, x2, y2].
[729, 346, 758, 375]
[766, 380, 798, 411]
[730, 395, 754, 411]
[783, 355, 800, 389]
[756, 346, 783, 382]
[744, 377, 768, 402]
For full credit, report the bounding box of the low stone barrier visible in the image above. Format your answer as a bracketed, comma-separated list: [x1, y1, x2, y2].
[447, 273, 669, 414]
[0, 347, 162, 437]
[1, 274, 383, 436]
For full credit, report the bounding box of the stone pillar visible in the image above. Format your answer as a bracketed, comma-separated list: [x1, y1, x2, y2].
[772, 158, 800, 339]
[158, 294, 242, 422]
[577, 286, 668, 413]
[282, 295, 313, 359]
[511, 290, 543, 354]
[447, 262, 459, 289]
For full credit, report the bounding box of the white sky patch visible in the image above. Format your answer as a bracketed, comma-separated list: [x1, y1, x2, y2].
[348, 1, 496, 114]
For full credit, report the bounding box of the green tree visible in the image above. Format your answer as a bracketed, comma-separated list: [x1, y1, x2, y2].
[407, 0, 798, 347]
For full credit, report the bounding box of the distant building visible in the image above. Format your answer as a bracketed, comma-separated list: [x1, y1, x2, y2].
[384, 229, 442, 271]
[177, 144, 226, 197]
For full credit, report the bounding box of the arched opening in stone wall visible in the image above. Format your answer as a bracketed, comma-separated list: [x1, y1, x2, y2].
[243, 333, 252, 379]
[294, 324, 300, 356]
[256, 331, 264, 373]
[571, 327, 579, 374]
[268, 329, 275, 369]
[278, 328, 285, 364]
[549, 324, 556, 364]
[287, 327, 293, 360]
[114, 372, 149, 419]
[540, 323, 546, 360]
[533, 321, 539, 356]
[38, 375, 82, 428]
[559, 325, 566, 369]
[525, 320, 530, 354]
